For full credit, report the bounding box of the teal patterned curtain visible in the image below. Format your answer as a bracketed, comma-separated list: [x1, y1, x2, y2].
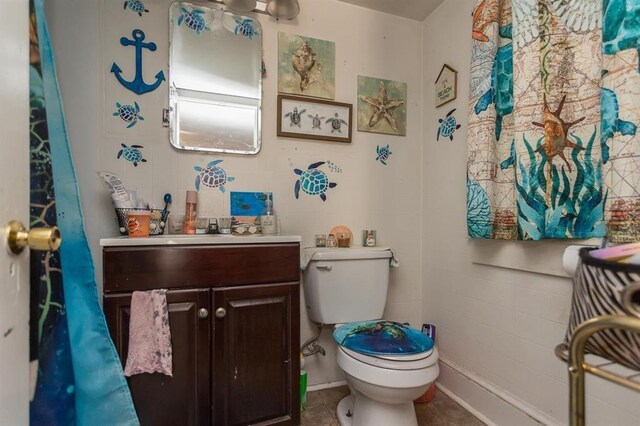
[467, 0, 640, 242]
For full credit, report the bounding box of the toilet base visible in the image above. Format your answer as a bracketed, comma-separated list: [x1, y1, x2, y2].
[336, 392, 418, 426]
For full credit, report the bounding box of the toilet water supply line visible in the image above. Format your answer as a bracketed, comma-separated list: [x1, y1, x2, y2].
[301, 322, 326, 358]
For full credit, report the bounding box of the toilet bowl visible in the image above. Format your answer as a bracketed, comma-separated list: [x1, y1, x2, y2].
[302, 248, 440, 426]
[333, 325, 439, 426]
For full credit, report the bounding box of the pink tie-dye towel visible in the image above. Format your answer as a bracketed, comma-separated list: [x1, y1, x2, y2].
[124, 290, 173, 377]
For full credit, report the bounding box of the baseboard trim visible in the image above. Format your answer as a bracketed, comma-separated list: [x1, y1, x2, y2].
[308, 379, 347, 392]
[435, 382, 496, 426]
[438, 356, 562, 426]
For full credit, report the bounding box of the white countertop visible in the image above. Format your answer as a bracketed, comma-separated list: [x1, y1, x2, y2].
[100, 234, 302, 247]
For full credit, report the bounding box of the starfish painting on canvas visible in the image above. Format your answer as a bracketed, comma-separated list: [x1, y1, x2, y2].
[357, 76, 407, 136]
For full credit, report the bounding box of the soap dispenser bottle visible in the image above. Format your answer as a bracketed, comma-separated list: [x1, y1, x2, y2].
[261, 194, 277, 234]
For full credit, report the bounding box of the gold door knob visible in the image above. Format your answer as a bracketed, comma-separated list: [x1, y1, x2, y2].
[6, 220, 61, 254]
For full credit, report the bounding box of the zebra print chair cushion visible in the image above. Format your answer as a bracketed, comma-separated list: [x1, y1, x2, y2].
[565, 248, 640, 370]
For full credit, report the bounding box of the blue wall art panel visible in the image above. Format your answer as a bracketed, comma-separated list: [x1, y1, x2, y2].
[230, 191, 271, 216]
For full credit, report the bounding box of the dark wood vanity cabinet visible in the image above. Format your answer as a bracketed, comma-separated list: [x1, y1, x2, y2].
[103, 243, 301, 426]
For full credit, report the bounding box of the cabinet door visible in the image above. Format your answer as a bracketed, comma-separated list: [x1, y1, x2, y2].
[104, 289, 211, 426]
[213, 283, 300, 426]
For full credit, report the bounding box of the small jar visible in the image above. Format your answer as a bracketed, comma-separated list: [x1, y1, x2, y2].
[362, 230, 377, 247]
[315, 234, 327, 247]
[326, 234, 337, 248]
[168, 214, 185, 234]
[196, 217, 210, 234]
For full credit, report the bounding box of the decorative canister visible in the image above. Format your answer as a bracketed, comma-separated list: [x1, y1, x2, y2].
[362, 230, 377, 247]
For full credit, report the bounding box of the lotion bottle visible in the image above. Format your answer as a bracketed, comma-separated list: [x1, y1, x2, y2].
[260, 195, 277, 234]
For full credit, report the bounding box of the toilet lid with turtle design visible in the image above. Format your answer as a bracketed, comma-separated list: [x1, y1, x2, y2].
[333, 320, 434, 356]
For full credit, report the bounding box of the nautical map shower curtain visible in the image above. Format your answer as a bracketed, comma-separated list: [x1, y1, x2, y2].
[467, 0, 640, 242]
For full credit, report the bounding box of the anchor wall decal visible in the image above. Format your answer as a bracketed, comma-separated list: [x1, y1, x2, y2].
[111, 29, 165, 95]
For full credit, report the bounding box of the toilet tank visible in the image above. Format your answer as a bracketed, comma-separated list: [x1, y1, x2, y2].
[303, 248, 392, 324]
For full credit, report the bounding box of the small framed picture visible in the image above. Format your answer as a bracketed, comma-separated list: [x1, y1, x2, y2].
[435, 64, 457, 107]
[277, 95, 352, 143]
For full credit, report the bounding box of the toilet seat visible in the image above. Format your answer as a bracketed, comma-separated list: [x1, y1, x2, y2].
[333, 320, 434, 357]
[339, 345, 438, 371]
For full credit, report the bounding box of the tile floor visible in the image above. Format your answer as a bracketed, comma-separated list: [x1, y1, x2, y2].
[301, 385, 485, 426]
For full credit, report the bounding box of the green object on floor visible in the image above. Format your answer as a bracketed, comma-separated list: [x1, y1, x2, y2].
[300, 354, 308, 411]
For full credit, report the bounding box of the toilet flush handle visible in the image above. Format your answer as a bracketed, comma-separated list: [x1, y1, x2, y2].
[316, 265, 332, 271]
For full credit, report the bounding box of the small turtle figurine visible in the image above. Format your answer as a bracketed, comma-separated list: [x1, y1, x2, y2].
[326, 113, 348, 134]
[117, 143, 147, 167]
[376, 144, 392, 165]
[234, 19, 260, 40]
[284, 107, 306, 127]
[113, 101, 144, 128]
[124, 0, 148, 16]
[307, 114, 326, 130]
[177, 7, 210, 35]
[293, 162, 337, 202]
[194, 160, 235, 192]
[437, 109, 461, 141]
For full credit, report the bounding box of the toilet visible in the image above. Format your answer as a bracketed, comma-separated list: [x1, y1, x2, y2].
[303, 248, 439, 426]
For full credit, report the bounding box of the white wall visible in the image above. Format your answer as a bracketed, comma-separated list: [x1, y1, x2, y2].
[422, 1, 640, 425]
[51, 0, 424, 386]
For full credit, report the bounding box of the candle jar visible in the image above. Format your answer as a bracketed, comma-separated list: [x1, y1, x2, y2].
[362, 230, 377, 247]
[315, 234, 327, 247]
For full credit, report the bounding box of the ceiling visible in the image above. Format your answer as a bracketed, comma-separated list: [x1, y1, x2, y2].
[337, 0, 445, 21]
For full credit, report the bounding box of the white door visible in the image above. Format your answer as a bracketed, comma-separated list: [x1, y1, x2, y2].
[0, 0, 31, 424]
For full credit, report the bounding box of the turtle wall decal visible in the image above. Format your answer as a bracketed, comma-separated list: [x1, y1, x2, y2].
[113, 101, 144, 128]
[293, 162, 337, 202]
[437, 109, 462, 141]
[117, 144, 147, 167]
[177, 7, 210, 36]
[234, 19, 260, 40]
[194, 160, 235, 192]
[124, 0, 148, 16]
[376, 145, 392, 165]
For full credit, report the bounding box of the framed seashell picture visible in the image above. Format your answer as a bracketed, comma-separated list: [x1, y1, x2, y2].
[278, 32, 335, 100]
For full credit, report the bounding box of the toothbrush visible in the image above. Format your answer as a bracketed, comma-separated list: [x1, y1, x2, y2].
[162, 193, 172, 215]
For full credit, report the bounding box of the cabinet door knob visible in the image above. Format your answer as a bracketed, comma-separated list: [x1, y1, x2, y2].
[197, 308, 209, 319]
[215, 307, 227, 318]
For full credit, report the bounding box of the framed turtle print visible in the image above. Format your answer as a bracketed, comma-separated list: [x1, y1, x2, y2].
[277, 95, 352, 143]
[357, 76, 407, 136]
